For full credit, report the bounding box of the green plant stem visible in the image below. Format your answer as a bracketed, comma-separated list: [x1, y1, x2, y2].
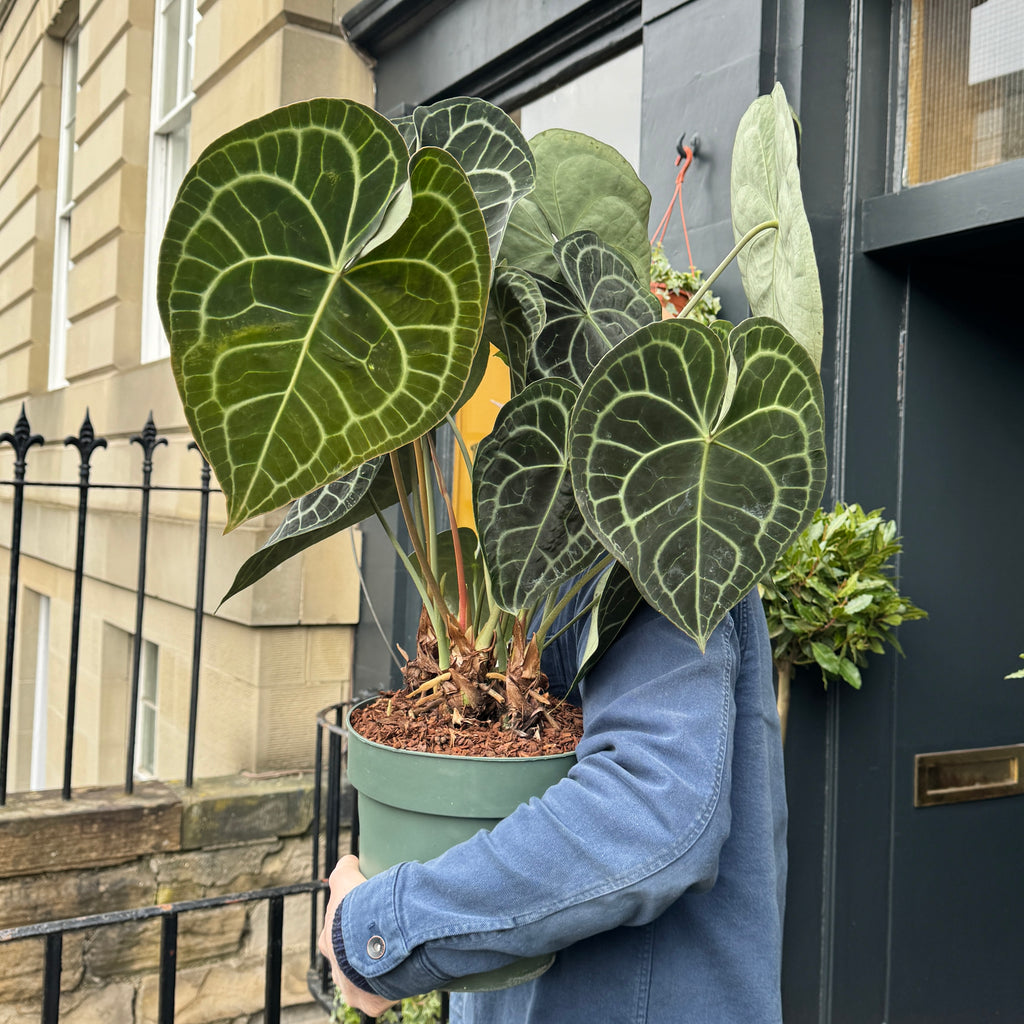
[427, 433, 469, 632]
[447, 412, 475, 479]
[679, 219, 779, 319]
[371, 497, 448, 667]
[414, 438, 439, 578]
[534, 555, 615, 648]
[389, 450, 450, 668]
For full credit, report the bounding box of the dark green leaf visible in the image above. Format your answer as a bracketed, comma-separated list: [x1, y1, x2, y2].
[526, 232, 660, 388]
[501, 129, 652, 283]
[731, 83, 823, 368]
[222, 445, 417, 603]
[159, 99, 490, 528]
[572, 562, 644, 688]
[474, 378, 599, 612]
[570, 316, 826, 649]
[409, 97, 536, 260]
[486, 267, 545, 395]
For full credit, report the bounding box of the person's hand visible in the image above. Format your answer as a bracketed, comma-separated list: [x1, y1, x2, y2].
[318, 854, 399, 1018]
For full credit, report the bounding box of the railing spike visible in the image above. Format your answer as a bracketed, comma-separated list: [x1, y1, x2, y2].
[0, 405, 44, 465]
[64, 411, 107, 462]
[130, 412, 168, 466]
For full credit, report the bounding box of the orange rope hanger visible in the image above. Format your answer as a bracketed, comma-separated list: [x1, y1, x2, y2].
[650, 134, 699, 272]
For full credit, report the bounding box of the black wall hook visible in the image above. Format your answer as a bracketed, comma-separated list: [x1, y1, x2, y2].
[676, 132, 701, 159]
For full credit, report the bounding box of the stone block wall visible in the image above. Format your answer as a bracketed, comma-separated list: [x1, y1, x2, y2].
[0, 773, 345, 1023]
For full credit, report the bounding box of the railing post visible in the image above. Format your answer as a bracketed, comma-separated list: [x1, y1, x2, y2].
[0, 405, 43, 806]
[265, 894, 285, 1024]
[184, 444, 210, 788]
[125, 413, 167, 793]
[310, 715, 325, 971]
[61, 411, 106, 799]
[158, 913, 178, 1024]
[42, 932, 62, 1023]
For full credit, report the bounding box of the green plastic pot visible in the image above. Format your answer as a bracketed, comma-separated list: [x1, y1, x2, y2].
[345, 698, 577, 992]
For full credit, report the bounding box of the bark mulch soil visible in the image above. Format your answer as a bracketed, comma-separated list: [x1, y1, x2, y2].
[351, 691, 584, 757]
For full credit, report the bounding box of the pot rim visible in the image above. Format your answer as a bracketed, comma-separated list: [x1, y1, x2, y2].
[340, 696, 580, 764]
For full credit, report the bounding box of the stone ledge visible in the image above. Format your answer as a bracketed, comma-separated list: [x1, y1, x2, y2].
[0, 781, 181, 879]
[0, 773, 316, 879]
[171, 772, 314, 850]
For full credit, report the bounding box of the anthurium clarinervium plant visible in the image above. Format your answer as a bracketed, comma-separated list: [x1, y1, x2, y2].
[158, 84, 827, 733]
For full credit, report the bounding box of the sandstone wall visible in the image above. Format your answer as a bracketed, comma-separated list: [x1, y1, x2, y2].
[0, 773, 346, 1023]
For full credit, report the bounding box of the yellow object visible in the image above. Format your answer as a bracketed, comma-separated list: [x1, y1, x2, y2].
[452, 348, 510, 529]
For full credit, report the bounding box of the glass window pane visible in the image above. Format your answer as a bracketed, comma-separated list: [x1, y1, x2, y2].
[518, 46, 643, 169]
[165, 118, 191, 190]
[905, 0, 1024, 186]
[142, 640, 158, 703]
[160, 0, 182, 117]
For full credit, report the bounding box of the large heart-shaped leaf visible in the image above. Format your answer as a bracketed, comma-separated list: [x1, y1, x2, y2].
[731, 83, 823, 368]
[159, 98, 490, 529]
[527, 231, 660, 387]
[501, 129, 652, 283]
[569, 317, 826, 649]
[474, 378, 599, 613]
[222, 446, 417, 603]
[405, 97, 536, 261]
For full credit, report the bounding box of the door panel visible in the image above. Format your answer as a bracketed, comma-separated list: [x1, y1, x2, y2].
[889, 264, 1024, 1022]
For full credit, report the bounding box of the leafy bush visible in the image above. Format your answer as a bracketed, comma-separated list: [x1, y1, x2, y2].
[649, 243, 722, 325]
[333, 988, 442, 1024]
[761, 503, 926, 738]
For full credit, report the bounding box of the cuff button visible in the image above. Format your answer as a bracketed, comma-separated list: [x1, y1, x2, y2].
[367, 935, 386, 960]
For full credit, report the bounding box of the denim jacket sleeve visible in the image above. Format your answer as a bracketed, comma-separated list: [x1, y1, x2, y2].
[339, 597, 740, 1000]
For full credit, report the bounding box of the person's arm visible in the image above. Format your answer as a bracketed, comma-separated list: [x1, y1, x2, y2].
[335, 600, 740, 1000]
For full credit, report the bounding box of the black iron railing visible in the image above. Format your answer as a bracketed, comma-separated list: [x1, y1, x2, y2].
[312, 701, 452, 1024]
[0, 406, 214, 804]
[0, 880, 325, 1023]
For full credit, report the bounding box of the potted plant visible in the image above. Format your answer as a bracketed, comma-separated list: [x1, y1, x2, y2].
[649, 242, 721, 323]
[158, 84, 826, 987]
[760, 503, 927, 741]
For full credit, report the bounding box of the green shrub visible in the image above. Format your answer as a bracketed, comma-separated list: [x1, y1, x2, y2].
[332, 987, 442, 1024]
[761, 503, 926, 739]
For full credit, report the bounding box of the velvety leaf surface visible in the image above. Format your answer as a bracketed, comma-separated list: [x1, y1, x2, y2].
[474, 378, 599, 612]
[528, 232, 660, 387]
[411, 97, 536, 261]
[486, 267, 545, 396]
[731, 83, 823, 368]
[501, 130, 652, 283]
[158, 99, 490, 528]
[570, 317, 826, 648]
[222, 446, 416, 602]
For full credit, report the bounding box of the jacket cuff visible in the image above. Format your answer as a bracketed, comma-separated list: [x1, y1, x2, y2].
[331, 900, 374, 992]
[339, 864, 443, 999]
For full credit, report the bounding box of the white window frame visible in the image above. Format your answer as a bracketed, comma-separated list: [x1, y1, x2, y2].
[141, 0, 198, 363]
[48, 25, 79, 390]
[134, 639, 159, 778]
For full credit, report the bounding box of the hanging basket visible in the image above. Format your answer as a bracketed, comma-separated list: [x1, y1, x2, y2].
[650, 282, 693, 319]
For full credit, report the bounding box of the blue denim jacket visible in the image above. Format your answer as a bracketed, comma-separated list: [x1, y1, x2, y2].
[338, 587, 787, 1023]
